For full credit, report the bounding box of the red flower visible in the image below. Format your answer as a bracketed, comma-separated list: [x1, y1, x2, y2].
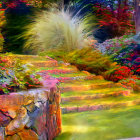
[136, 68, 140, 72]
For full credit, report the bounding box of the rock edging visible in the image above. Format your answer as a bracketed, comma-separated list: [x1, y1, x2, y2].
[0, 85, 61, 140]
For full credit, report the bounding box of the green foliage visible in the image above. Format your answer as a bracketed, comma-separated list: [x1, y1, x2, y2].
[3, 13, 33, 53]
[66, 47, 115, 75]
[39, 50, 67, 61]
[22, 6, 94, 54]
[0, 54, 41, 94]
[0, 33, 4, 52]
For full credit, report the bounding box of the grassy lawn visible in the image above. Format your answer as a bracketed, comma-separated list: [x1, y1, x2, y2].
[55, 105, 140, 140]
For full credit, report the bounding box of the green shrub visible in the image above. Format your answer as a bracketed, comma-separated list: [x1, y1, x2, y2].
[39, 50, 68, 61]
[66, 47, 115, 75]
[0, 32, 4, 52]
[0, 54, 41, 94]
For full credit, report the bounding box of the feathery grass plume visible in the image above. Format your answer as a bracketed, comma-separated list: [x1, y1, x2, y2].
[22, 4, 95, 54]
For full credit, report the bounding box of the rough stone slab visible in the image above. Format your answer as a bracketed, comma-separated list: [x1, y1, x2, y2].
[0, 95, 24, 111]
[33, 103, 47, 136]
[7, 109, 17, 119]
[0, 127, 5, 140]
[26, 106, 40, 128]
[5, 107, 29, 135]
[6, 134, 20, 140]
[25, 102, 36, 112]
[0, 112, 11, 127]
[17, 129, 38, 140]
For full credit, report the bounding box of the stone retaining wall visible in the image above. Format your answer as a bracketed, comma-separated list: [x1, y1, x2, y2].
[0, 86, 61, 140]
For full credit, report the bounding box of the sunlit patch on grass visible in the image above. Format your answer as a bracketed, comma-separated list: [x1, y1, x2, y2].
[56, 105, 140, 140]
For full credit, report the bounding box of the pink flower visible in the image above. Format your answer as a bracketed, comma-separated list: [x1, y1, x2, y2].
[135, 57, 140, 62]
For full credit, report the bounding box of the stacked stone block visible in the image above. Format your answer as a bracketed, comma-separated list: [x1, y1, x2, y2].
[0, 86, 61, 140]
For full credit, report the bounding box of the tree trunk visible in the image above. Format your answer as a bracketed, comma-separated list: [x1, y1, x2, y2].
[134, 0, 140, 34]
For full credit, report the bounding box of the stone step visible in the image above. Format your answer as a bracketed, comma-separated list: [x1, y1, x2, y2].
[60, 82, 121, 93]
[61, 86, 128, 98]
[31, 61, 58, 67]
[7, 55, 48, 61]
[119, 137, 140, 140]
[61, 98, 140, 114]
[61, 92, 138, 108]
[38, 69, 77, 75]
[61, 90, 131, 103]
[57, 75, 104, 83]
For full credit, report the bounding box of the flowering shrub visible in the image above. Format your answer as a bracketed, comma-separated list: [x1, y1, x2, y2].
[93, 3, 135, 37]
[94, 35, 140, 75]
[4, 0, 31, 8]
[113, 44, 140, 75]
[104, 66, 133, 82]
[120, 76, 138, 89]
[93, 35, 134, 54]
[0, 55, 41, 94]
[22, 0, 43, 7]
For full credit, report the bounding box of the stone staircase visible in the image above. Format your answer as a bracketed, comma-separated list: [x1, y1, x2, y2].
[18, 54, 139, 114]
[15, 55, 140, 140]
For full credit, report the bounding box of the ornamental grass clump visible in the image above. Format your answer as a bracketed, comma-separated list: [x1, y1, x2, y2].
[22, 5, 94, 54]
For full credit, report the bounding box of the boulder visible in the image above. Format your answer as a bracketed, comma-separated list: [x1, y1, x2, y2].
[17, 129, 38, 140]
[0, 112, 11, 127]
[5, 107, 29, 135]
[6, 134, 20, 140]
[0, 127, 5, 140]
